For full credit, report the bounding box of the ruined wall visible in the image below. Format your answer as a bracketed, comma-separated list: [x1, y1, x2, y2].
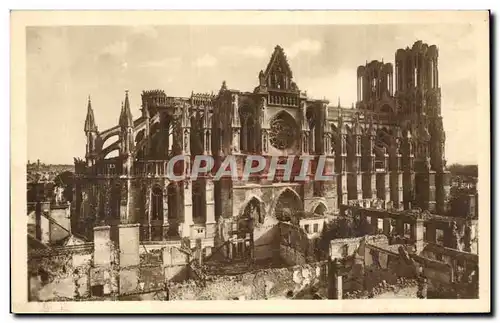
[345, 279, 419, 299]
[278, 222, 311, 266]
[138, 241, 190, 287]
[221, 184, 305, 261]
[28, 244, 93, 301]
[362, 244, 415, 292]
[49, 207, 71, 243]
[169, 261, 328, 300]
[409, 254, 477, 298]
[329, 235, 388, 260]
[161, 244, 190, 282]
[254, 217, 280, 260]
[412, 254, 453, 285]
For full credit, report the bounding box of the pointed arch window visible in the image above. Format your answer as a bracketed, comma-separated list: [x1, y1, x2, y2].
[306, 108, 316, 154]
[240, 107, 256, 153]
[151, 185, 163, 221]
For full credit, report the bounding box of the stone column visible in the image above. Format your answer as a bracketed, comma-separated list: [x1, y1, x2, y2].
[93, 226, 112, 267]
[119, 181, 129, 223]
[363, 172, 377, 200]
[205, 179, 216, 238]
[39, 201, 51, 244]
[118, 223, 140, 294]
[182, 181, 193, 238]
[232, 128, 240, 153]
[412, 219, 425, 253]
[356, 172, 363, 201]
[376, 172, 391, 203]
[391, 171, 404, 210]
[328, 259, 343, 300]
[142, 182, 152, 241]
[92, 225, 114, 296]
[231, 93, 241, 154]
[335, 275, 343, 300]
[339, 172, 348, 206]
[162, 180, 169, 240]
[403, 170, 415, 210]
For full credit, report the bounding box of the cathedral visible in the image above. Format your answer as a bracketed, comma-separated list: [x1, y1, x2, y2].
[73, 40, 450, 261]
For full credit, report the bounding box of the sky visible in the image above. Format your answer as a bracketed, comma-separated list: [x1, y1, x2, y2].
[27, 24, 482, 165]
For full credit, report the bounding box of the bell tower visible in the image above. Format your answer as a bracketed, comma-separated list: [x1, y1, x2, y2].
[395, 41, 449, 213]
[356, 60, 395, 113]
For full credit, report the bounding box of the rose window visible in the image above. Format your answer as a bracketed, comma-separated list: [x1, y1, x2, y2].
[269, 112, 298, 150]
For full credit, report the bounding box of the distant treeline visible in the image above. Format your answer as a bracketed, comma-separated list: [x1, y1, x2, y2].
[447, 164, 478, 177]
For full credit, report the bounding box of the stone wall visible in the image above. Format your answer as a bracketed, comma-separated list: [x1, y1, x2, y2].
[253, 217, 280, 260]
[362, 244, 416, 292]
[169, 261, 328, 300]
[28, 244, 94, 301]
[329, 235, 388, 260]
[49, 206, 71, 242]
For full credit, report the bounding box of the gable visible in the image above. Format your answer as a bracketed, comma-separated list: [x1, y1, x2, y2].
[264, 45, 293, 78]
[261, 45, 298, 92]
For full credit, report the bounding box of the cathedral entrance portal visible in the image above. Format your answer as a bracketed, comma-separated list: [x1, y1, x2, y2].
[273, 188, 303, 224]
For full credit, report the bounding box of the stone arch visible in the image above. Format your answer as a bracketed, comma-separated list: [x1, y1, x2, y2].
[310, 200, 328, 215]
[102, 145, 120, 160]
[239, 195, 265, 224]
[135, 129, 145, 144]
[99, 131, 120, 149]
[99, 134, 119, 154]
[270, 187, 303, 222]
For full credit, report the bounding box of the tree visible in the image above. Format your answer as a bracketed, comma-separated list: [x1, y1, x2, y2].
[447, 163, 478, 178]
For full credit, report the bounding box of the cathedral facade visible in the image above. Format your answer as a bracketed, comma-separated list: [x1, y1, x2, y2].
[73, 40, 450, 260]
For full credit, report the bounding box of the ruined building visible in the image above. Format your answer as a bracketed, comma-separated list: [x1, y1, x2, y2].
[72, 41, 450, 266]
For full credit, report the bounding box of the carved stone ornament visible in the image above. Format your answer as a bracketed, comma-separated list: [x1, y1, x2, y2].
[269, 114, 298, 150]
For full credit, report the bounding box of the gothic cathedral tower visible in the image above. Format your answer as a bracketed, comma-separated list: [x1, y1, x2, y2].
[395, 41, 450, 214]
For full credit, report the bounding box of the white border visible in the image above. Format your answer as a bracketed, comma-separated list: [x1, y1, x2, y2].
[4, 3, 497, 322]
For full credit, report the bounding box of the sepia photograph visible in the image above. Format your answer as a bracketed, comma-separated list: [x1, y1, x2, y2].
[11, 10, 490, 313]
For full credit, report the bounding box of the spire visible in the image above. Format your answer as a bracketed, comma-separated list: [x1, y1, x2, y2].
[119, 90, 133, 128]
[84, 96, 98, 132]
[337, 97, 341, 108]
